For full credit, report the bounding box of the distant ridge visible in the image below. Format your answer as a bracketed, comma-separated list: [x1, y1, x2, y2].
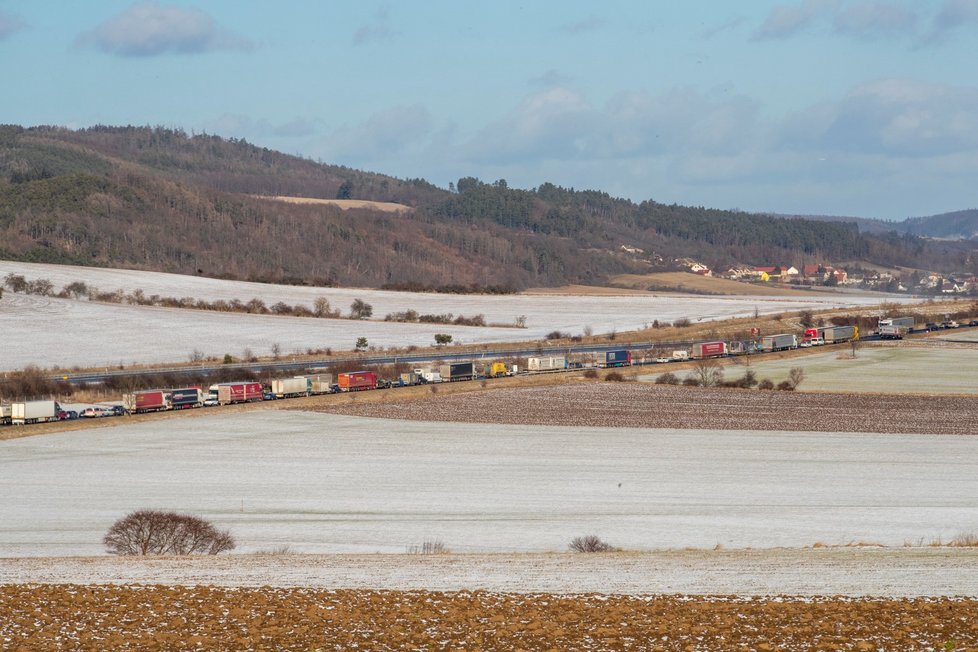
[0, 124, 973, 288]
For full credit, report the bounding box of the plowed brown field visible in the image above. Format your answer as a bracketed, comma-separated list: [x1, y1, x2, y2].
[315, 382, 978, 434]
[2, 585, 976, 651]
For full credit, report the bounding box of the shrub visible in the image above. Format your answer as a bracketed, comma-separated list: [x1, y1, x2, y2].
[788, 367, 805, 389]
[545, 330, 569, 340]
[682, 377, 701, 386]
[604, 371, 625, 382]
[777, 380, 795, 391]
[407, 540, 450, 555]
[569, 535, 619, 553]
[655, 372, 680, 385]
[758, 379, 774, 390]
[673, 317, 692, 328]
[103, 510, 235, 556]
[583, 368, 599, 379]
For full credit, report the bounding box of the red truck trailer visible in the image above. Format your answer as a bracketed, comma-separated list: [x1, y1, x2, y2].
[690, 341, 727, 359]
[337, 371, 377, 391]
[123, 390, 170, 414]
[214, 382, 263, 405]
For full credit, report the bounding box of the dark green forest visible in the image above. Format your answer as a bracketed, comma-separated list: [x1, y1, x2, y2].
[0, 124, 969, 289]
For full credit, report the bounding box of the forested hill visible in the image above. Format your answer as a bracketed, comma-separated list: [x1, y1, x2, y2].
[0, 125, 964, 289]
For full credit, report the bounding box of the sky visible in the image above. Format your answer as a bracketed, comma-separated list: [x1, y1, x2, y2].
[1, 1, 977, 219]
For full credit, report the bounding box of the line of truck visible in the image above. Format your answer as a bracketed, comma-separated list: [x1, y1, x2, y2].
[3, 315, 971, 427]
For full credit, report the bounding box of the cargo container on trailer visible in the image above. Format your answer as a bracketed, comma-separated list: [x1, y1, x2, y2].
[485, 362, 509, 377]
[604, 350, 632, 367]
[880, 316, 915, 328]
[528, 356, 567, 371]
[300, 374, 333, 394]
[271, 377, 311, 398]
[337, 371, 377, 391]
[671, 350, 690, 361]
[690, 342, 727, 359]
[761, 334, 797, 352]
[213, 382, 263, 405]
[170, 387, 204, 409]
[822, 325, 857, 343]
[439, 362, 476, 381]
[123, 390, 170, 414]
[11, 400, 60, 425]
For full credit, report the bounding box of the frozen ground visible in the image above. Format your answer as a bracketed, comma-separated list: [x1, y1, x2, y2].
[2, 412, 976, 558]
[640, 345, 978, 394]
[0, 260, 916, 370]
[2, 549, 977, 597]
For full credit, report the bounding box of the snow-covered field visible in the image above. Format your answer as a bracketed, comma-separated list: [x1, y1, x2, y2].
[641, 345, 978, 394]
[0, 261, 917, 370]
[2, 412, 976, 558]
[3, 549, 977, 597]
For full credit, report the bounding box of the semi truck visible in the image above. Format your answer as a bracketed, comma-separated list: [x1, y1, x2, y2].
[604, 350, 632, 367]
[11, 400, 60, 425]
[761, 334, 797, 352]
[271, 377, 310, 398]
[690, 342, 727, 359]
[337, 371, 377, 391]
[439, 362, 476, 381]
[0, 404, 11, 425]
[671, 350, 690, 361]
[123, 390, 170, 414]
[211, 382, 263, 405]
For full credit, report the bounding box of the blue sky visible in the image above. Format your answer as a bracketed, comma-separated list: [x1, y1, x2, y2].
[2, 1, 977, 219]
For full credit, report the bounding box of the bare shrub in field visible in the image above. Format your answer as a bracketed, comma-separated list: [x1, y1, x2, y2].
[407, 540, 449, 555]
[583, 368, 599, 379]
[949, 532, 978, 547]
[655, 372, 680, 385]
[103, 510, 235, 556]
[682, 376, 701, 387]
[758, 379, 775, 390]
[788, 367, 805, 389]
[604, 371, 626, 382]
[569, 535, 619, 553]
[777, 380, 795, 391]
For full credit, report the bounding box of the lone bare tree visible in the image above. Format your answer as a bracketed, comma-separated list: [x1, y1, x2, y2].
[103, 510, 235, 556]
[693, 358, 724, 387]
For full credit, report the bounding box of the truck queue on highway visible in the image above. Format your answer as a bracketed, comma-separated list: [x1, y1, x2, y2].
[2, 315, 972, 427]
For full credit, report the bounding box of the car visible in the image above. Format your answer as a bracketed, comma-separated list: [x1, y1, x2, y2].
[799, 341, 812, 348]
[81, 407, 101, 418]
[203, 397, 219, 407]
[109, 405, 125, 416]
[263, 392, 277, 401]
[656, 358, 671, 364]
[969, 320, 978, 327]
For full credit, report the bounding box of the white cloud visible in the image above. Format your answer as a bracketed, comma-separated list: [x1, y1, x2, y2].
[754, 0, 920, 40]
[0, 10, 25, 40]
[353, 6, 400, 46]
[923, 0, 978, 43]
[753, 0, 840, 39]
[202, 114, 318, 140]
[77, 1, 254, 57]
[321, 105, 433, 161]
[817, 79, 978, 156]
[561, 16, 607, 34]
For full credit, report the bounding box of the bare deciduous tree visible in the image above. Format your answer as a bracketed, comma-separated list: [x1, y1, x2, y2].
[103, 510, 235, 556]
[693, 358, 724, 387]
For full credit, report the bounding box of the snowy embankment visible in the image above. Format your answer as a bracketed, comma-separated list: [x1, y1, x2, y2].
[2, 412, 975, 558]
[0, 261, 915, 370]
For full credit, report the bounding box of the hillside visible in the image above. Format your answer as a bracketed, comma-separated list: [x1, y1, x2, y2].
[0, 124, 971, 289]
